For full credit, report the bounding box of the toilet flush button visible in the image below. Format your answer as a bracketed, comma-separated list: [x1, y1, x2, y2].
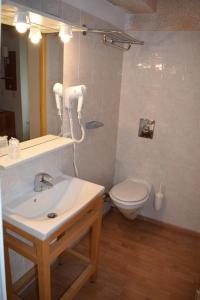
[138, 118, 155, 139]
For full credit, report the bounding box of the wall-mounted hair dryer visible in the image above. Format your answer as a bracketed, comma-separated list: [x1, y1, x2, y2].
[65, 85, 86, 119]
[53, 83, 63, 117]
[65, 85, 87, 143]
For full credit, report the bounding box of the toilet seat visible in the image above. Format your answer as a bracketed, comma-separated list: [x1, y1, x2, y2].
[110, 179, 149, 204]
[109, 178, 152, 220]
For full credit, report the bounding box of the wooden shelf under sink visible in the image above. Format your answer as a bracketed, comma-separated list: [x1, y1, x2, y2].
[4, 196, 103, 300]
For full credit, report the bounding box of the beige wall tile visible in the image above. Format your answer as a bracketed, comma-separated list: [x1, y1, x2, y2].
[61, 1, 81, 25]
[42, 0, 61, 17]
[115, 31, 200, 232]
[63, 11, 123, 189]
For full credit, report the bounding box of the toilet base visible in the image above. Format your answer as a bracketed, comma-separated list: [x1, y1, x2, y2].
[117, 207, 140, 220]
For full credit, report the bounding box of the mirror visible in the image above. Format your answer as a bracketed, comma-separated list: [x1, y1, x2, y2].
[0, 25, 63, 142]
[0, 5, 65, 145]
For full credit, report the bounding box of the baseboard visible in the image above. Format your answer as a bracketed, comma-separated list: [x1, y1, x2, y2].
[137, 215, 200, 238]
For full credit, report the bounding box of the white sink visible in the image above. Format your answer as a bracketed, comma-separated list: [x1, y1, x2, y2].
[3, 175, 104, 240]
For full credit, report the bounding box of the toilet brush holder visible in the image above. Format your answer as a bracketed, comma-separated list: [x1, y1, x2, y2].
[154, 183, 164, 211]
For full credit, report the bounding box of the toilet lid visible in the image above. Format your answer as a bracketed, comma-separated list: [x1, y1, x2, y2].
[110, 180, 148, 203]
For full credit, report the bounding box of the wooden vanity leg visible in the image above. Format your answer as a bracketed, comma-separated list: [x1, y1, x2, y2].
[4, 244, 13, 300]
[36, 241, 51, 300]
[90, 198, 103, 282]
[57, 233, 66, 266]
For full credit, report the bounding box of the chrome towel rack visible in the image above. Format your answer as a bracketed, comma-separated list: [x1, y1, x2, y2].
[82, 26, 144, 51]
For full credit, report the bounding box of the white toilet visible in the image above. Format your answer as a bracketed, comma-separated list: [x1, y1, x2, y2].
[109, 178, 152, 220]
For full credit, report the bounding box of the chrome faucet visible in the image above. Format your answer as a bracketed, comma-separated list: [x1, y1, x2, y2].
[34, 173, 54, 192]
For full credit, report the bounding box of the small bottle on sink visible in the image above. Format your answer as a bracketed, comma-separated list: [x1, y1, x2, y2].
[8, 137, 21, 159]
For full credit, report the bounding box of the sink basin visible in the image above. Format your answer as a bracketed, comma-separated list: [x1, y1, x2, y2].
[3, 175, 104, 240]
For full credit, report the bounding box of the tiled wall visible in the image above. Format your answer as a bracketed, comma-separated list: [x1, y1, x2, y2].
[115, 31, 200, 232]
[2, 0, 123, 282]
[62, 11, 123, 187]
[1, 148, 74, 204]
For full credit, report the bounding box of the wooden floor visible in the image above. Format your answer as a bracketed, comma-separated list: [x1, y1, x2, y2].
[21, 209, 200, 300]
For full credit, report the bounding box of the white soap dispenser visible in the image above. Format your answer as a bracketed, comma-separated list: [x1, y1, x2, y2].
[154, 183, 164, 211]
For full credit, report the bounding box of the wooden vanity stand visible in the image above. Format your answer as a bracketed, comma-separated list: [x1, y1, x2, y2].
[3, 196, 103, 300]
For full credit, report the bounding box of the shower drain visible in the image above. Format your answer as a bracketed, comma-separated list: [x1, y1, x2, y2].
[47, 212, 58, 219]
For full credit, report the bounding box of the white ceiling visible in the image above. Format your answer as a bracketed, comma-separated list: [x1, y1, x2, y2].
[63, 0, 128, 29]
[63, 0, 157, 29]
[106, 0, 157, 13]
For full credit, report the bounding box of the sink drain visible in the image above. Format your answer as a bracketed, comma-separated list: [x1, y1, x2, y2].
[47, 212, 58, 219]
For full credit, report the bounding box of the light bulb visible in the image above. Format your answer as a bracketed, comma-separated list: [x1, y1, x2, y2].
[29, 27, 42, 44]
[15, 22, 28, 33]
[59, 24, 73, 43]
[14, 10, 30, 33]
[60, 34, 71, 43]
